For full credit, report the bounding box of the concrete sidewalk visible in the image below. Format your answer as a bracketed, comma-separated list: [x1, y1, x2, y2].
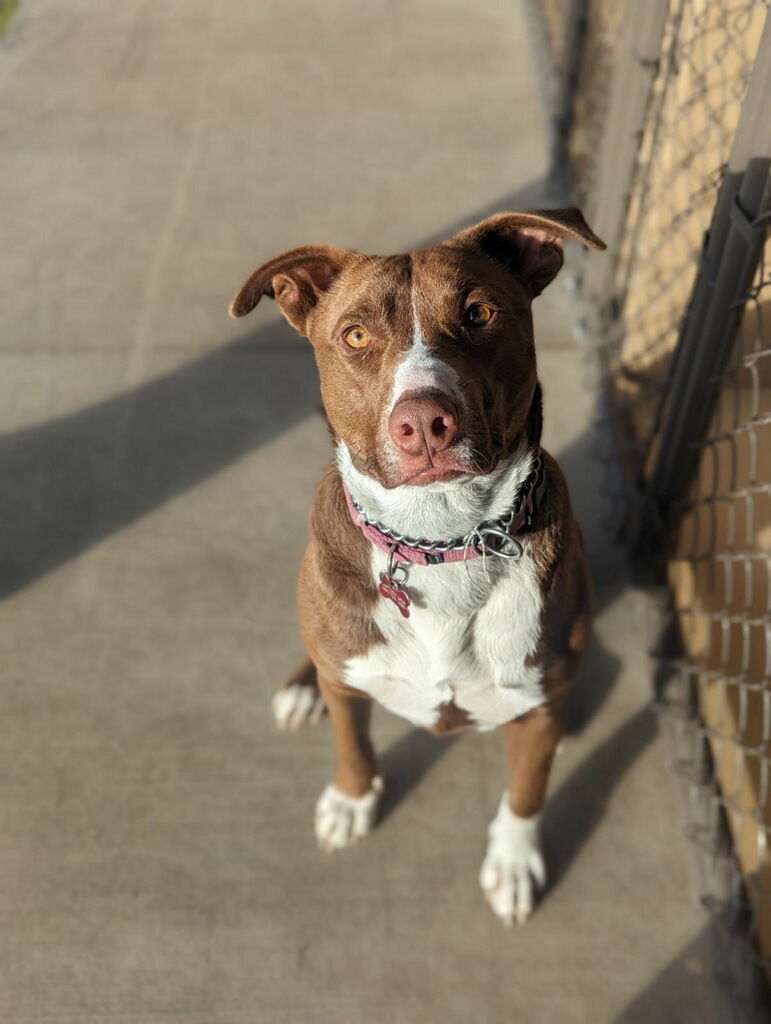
[0, 1, 718, 1021]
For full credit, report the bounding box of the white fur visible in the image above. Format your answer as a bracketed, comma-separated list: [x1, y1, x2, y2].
[337, 444, 545, 731]
[479, 794, 545, 925]
[389, 325, 463, 412]
[381, 288, 471, 476]
[315, 777, 383, 851]
[337, 441, 533, 540]
[272, 683, 325, 731]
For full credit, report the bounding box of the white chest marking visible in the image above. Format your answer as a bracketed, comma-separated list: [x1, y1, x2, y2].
[341, 293, 544, 730]
[343, 544, 545, 730]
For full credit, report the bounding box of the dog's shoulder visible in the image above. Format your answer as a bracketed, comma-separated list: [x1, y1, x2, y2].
[525, 451, 592, 702]
[307, 461, 373, 580]
[298, 462, 383, 681]
[528, 450, 584, 574]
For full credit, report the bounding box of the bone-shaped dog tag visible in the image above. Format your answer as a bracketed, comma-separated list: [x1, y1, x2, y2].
[378, 572, 411, 618]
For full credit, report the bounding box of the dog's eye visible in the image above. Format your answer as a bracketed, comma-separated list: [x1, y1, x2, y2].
[343, 326, 370, 349]
[465, 303, 494, 327]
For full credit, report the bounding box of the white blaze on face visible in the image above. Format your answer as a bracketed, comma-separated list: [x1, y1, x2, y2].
[388, 286, 461, 413]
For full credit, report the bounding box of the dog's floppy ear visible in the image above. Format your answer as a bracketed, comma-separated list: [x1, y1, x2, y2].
[229, 245, 354, 335]
[452, 208, 605, 297]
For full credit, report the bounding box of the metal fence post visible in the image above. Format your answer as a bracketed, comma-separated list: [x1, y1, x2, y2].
[633, 15, 771, 558]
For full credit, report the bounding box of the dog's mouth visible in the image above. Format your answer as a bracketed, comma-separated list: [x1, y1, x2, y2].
[389, 446, 495, 488]
[401, 465, 471, 486]
[344, 427, 503, 491]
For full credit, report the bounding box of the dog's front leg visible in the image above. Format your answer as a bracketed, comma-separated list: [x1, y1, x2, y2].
[314, 676, 382, 852]
[480, 703, 564, 925]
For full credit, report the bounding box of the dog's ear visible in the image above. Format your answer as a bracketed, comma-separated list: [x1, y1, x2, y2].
[452, 208, 605, 297]
[229, 245, 354, 335]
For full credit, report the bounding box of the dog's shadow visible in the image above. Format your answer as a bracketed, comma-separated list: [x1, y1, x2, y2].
[377, 727, 459, 823]
[542, 705, 658, 893]
[564, 630, 622, 735]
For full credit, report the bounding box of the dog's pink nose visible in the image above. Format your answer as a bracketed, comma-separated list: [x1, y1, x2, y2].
[388, 393, 459, 456]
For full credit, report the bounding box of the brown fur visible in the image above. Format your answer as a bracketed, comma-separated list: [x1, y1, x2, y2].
[316, 672, 377, 798]
[504, 704, 565, 817]
[428, 701, 476, 736]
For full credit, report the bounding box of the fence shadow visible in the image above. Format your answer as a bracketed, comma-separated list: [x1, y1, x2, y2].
[0, 323, 318, 598]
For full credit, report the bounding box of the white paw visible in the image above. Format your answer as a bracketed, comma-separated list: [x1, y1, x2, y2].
[272, 683, 326, 731]
[479, 793, 546, 926]
[314, 777, 384, 852]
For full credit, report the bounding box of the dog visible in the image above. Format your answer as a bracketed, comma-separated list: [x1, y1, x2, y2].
[230, 209, 605, 925]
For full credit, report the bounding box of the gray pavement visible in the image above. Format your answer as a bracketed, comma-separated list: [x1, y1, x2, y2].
[0, 2, 719, 1021]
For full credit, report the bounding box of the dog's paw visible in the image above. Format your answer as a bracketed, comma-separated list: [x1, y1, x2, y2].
[272, 682, 326, 731]
[479, 794, 546, 926]
[314, 777, 384, 852]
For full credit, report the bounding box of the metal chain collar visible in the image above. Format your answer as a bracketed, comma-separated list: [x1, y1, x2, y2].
[349, 451, 544, 559]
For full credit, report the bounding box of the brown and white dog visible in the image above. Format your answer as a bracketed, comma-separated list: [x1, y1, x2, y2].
[230, 209, 605, 926]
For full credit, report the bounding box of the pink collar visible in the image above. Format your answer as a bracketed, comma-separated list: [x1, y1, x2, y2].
[342, 451, 544, 568]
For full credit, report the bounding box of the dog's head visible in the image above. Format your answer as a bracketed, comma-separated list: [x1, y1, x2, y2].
[230, 210, 604, 489]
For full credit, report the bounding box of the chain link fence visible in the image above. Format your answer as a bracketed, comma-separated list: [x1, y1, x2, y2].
[665, 230, 771, 1012]
[525, 0, 771, 1016]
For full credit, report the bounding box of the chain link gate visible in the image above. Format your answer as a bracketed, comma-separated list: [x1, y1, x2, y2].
[525, 0, 771, 1016]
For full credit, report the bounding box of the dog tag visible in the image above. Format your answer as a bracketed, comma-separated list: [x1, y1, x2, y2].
[378, 572, 411, 618]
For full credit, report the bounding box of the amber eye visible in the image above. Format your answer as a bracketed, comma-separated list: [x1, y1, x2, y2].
[343, 325, 370, 349]
[465, 302, 494, 327]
